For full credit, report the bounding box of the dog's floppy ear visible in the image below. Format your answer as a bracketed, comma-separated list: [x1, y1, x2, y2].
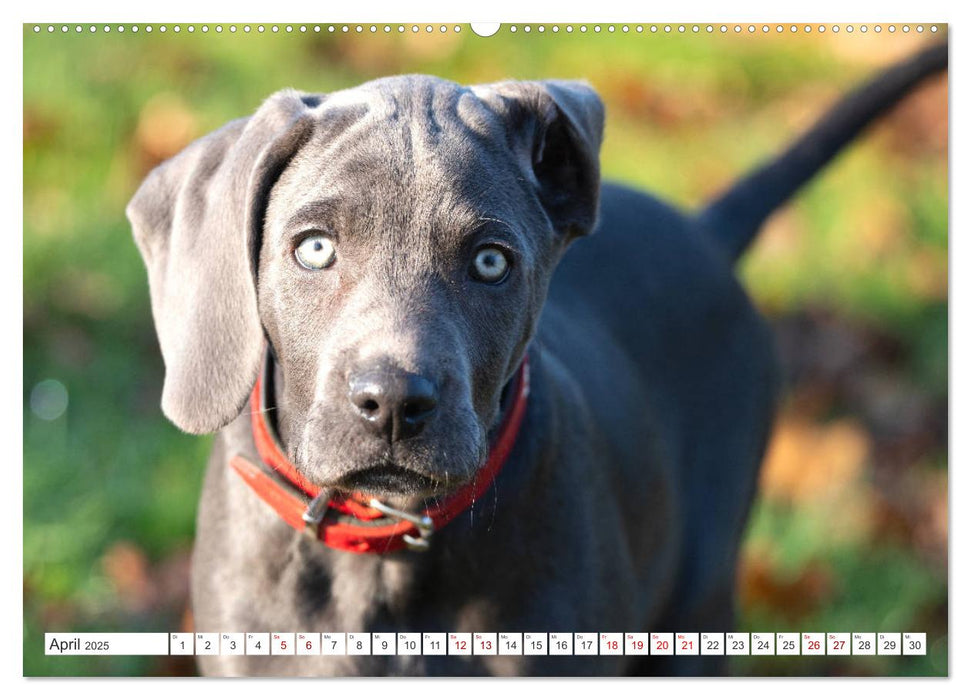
[474, 80, 605, 238]
[127, 90, 318, 434]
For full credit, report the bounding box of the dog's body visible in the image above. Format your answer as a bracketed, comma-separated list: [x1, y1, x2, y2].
[188, 181, 774, 676]
[128, 44, 946, 676]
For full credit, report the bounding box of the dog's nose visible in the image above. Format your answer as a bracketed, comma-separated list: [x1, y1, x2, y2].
[348, 369, 439, 442]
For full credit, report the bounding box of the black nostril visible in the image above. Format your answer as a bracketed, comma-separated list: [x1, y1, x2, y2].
[401, 376, 437, 423]
[403, 397, 436, 421]
[395, 374, 438, 440]
[349, 374, 392, 438]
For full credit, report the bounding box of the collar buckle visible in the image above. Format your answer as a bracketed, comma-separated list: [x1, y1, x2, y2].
[368, 498, 435, 551]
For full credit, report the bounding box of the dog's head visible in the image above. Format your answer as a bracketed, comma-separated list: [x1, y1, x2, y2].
[128, 76, 603, 501]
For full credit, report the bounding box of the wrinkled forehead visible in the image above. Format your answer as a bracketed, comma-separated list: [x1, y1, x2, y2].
[266, 77, 542, 243]
[318, 75, 515, 151]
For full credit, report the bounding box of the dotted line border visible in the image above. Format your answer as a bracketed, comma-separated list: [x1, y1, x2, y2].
[29, 23, 942, 36]
[30, 24, 463, 35]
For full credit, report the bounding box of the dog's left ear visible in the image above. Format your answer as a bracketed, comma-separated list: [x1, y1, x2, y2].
[474, 80, 605, 239]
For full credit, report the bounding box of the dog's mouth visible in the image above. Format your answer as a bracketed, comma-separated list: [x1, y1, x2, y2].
[335, 463, 446, 498]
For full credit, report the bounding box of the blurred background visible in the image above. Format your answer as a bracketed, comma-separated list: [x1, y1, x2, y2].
[23, 24, 947, 676]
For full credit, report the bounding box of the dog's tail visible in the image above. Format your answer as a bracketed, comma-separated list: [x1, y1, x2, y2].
[697, 41, 947, 262]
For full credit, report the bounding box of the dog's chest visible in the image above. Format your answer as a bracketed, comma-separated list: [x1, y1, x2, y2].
[195, 521, 633, 676]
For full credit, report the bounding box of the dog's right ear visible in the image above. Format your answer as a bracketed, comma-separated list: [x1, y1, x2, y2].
[127, 90, 319, 434]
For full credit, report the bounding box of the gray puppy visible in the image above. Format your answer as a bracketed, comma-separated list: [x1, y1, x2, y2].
[128, 44, 946, 676]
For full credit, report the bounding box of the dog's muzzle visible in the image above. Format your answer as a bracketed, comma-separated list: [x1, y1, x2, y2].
[229, 349, 530, 554]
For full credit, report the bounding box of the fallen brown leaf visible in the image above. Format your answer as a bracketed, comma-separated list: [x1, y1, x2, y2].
[102, 540, 157, 613]
[760, 416, 871, 503]
[738, 554, 835, 622]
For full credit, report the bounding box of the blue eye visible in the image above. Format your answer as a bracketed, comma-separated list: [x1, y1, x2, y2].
[295, 235, 336, 270]
[470, 246, 510, 283]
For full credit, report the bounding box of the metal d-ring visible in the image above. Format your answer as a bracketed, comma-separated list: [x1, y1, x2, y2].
[368, 498, 435, 552]
[301, 490, 333, 539]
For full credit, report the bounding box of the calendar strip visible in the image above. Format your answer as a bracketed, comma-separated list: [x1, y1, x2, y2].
[44, 632, 928, 656]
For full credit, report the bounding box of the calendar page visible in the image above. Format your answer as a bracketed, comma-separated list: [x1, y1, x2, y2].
[22, 15, 948, 679]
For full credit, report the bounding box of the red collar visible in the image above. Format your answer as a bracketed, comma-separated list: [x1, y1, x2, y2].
[230, 355, 530, 554]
